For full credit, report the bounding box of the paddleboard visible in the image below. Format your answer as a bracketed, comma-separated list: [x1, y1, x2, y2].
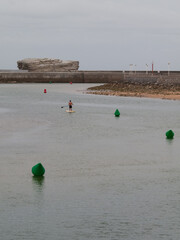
[66, 110, 75, 113]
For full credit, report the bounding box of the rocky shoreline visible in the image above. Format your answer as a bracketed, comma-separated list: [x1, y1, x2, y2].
[87, 82, 180, 100]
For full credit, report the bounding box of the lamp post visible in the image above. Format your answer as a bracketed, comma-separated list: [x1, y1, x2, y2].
[129, 64, 133, 74]
[146, 64, 148, 74]
[168, 62, 170, 76]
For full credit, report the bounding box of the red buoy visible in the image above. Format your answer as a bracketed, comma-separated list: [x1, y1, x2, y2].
[70, 82, 72, 84]
[44, 89, 47, 93]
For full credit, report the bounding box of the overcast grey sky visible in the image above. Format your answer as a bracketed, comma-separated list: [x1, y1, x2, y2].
[0, 0, 180, 70]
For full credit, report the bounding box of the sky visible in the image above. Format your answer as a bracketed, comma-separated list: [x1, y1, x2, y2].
[0, 0, 180, 71]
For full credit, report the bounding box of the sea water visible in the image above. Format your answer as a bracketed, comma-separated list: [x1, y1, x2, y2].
[0, 83, 180, 240]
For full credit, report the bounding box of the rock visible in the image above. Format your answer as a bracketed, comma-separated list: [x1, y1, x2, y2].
[17, 58, 79, 72]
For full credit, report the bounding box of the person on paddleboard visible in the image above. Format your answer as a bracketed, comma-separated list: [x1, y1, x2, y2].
[68, 100, 73, 111]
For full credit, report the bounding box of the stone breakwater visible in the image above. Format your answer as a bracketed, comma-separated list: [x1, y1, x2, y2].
[0, 71, 180, 85]
[0, 71, 124, 83]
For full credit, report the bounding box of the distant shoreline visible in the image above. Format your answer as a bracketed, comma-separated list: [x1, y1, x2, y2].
[87, 83, 180, 100]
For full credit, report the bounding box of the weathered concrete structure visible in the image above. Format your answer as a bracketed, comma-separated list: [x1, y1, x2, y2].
[0, 71, 180, 85]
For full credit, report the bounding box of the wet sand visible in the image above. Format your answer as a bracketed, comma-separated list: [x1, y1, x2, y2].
[87, 82, 180, 100]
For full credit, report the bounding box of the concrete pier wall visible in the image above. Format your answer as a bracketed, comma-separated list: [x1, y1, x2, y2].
[0, 70, 180, 85]
[0, 71, 124, 83]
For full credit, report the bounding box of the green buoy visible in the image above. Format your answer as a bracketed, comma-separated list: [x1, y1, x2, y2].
[32, 163, 45, 176]
[166, 130, 174, 139]
[114, 109, 120, 117]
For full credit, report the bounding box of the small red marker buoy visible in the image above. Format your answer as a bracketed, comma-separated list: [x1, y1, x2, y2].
[44, 89, 47, 93]
[70, 82, 72, 84]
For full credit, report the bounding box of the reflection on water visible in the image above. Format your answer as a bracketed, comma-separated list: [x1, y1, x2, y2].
[32, 176, 45, 210]
[32, 176, 45, 192]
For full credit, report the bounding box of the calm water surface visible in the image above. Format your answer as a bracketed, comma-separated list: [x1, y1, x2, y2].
[0, 84, 180, 240]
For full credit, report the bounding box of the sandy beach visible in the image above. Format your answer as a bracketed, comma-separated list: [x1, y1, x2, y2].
[87, 82, 180, 100]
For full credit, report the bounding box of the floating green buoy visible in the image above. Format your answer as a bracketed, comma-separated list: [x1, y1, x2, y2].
[49, 81, 52, 84]
[114, 109, 120, 117]
[32, 163, 45, 176]
[166, 130, 174, 139]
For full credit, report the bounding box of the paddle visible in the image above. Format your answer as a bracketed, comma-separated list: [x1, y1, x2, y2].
[61, 105, 68, 108]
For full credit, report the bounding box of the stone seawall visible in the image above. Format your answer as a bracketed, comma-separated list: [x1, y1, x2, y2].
[0, 71, 124, 83]
[0, 71, 180, 85]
